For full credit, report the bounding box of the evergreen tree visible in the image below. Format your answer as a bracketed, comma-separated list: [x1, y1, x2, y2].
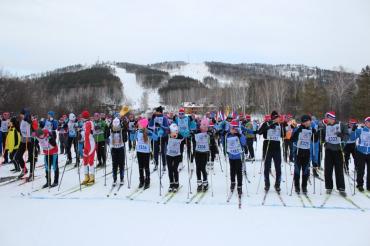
[352, 66, 370, 119]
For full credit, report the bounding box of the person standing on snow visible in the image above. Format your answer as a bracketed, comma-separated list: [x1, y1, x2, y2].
[81, 110, 96, 185]
[93, 112, 108, 168]
[166, 123, 184, 192]
[344, 118, 358, 174]
[320, 111, 349, 196]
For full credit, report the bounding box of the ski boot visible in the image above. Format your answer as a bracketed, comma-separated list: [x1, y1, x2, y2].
[81, 174, 90, 185]
[264, 185, 270, 192]
[326, 189, 332, 195]
[42, 173, 51, 188]
[202, 181, 209, 192]
[357, 186, 364, 192]
[237, 186, 242, 196]
[153, 165, 158, 172]
[168, 183, 174, 192]
[144, 177, 150, 190]
[197, 180, 203, 192]
[173, 182, 179, 192]
[138, 178, 145, 189]
[338, 189, 347, 197]
[230, 182, 236, 192]
[295, 185, 300, 194]
[87, 174, 95, 185]
[112, 181, 117, 187]
[302, 186, 308, 195]
[50, 169, 59, 188]
[66, 159, 72, 165]
[274, 183, 281, 193]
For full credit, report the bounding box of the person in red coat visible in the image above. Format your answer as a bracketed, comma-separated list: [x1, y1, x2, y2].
[81, 110, 96, 185]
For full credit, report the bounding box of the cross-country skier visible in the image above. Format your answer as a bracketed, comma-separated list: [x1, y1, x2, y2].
[81, 110, 96, 185]
[93, 113, 108, 168]
[344, 118, 358, 174]
[1, 112, 10, 164]
[226, 120, 246, 196]
[258, 111, 285, 192]
[353, 116, 370, 192]
[166, 123, 183, 192]
[66, 113, 78, 165]
[36, 128, 59, 188]
[320, 111, 349, 196]
[5, 117, 21, 172]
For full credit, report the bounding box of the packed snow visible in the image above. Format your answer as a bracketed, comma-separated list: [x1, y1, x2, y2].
[0, 137, 369, 246]
[160, 62, 233, 85]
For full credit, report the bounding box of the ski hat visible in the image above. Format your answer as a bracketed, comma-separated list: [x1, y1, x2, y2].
[230, 120, 239, 128]
[200, 118, 209, 127]
[10, 117, 17, 126]
[69, 113, 76, 121]
[81, 110, 90, 119]
[170, 123, 178, 133]
[209, 121, 215, 127]
[36, 128, 49, 138]
[271, 111, 279, 120]
[94, 112, 100, 118]
[100, 113, 106, 119]
[349, 118, 358, 124]
[155, 106, 164, 113]
[301, 115, 311, 123]
[264, 115, 271, 121]
[286, 113, 293, 119]
[325, 111, 336, 120]
[365, 117, 370, 122]
[245, 114, 251, 120]
[47, 111, 55, 118]
[179, 108, 185, 114]
[138, 118, 149, 128]
[2, 112, 10, 118]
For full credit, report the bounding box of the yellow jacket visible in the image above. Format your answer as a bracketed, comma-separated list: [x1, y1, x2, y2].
[5, 127, 20, 153]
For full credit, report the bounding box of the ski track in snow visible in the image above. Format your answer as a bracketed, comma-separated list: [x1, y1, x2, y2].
[113, 65, 160, 109]
[0, 138, 369, 246]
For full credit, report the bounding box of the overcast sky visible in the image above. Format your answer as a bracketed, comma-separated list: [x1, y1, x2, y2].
[1, 0, 369, 75]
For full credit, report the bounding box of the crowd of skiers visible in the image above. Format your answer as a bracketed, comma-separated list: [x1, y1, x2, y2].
[0, 106, 369, 198]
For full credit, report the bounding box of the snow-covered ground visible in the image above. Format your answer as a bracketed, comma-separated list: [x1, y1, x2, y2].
[0, 137, 369, 246]
[161, 62, 233, 85]
[112, 65, 161, 109]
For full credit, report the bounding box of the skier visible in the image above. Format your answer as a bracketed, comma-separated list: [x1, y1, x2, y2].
[127, 113, 137, 152]
[66, 113, 78, 165]
[149, 106, 169, 172]
[320, 111, 349, 196]
[93, 112, 108, 168]
[174, 108, 193, 164]
[110, 117, 128, 186]
[344, 118, 358, 174]
[291, 115, 317, 194]
[136, 118, 157, 189]
[353, 116, 370, 192]
[166, 123, 184, 192]
[5, 117, 21, 172]
[243, 114, 255, 161]
[1, 112, 10, 164]
[43, 111, 58, 139]
[192, 118, 215, 192]
[36, 128, 59, 188]
[58, 115, 68, 155]
[226, 120, 246, 196]
[283, 114, 296, 163]
[258, 111, 285, 192]
[81, 110, 96, 185]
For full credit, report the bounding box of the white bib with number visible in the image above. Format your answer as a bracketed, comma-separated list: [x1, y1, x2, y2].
[20, 120, 30, 138]
[267, 125, 281, 141]
[359, 130, 370, 148]
[166, 138, 182, 157]
[297, 129, 312, 150]
[1, 120, 9, 132]
[226, 136, 242, 155]
[136, 131, 150, 153]
[195, 132, 209, 152]
[325, 124, 341, 144]
[178, 117, 189, 132]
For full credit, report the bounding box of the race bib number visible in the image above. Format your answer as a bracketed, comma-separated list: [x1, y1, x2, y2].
[226, 136, 242, 155]
[195, 133, 209, 152]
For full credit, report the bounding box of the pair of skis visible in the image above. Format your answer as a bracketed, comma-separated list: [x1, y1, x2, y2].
[157, 185, 183, 204]
[227, 191, 242, 209]
[320, 192, 365, 212]
[186, 190, 208, 204]
[106, 183, 124, 197]
[262, 190, 286, 207]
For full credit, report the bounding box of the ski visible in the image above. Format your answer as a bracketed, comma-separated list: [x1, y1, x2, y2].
[339, 194, 365, 212]
[163, 185, 183, 204]
[303, 194, 316, 208]
[0, 175, 19, 183]
[106, 184, 116, 197]
[360, 191, 370, 199]
[227, 191, 234, 202]
[195, 191, 208, 204]
[126, 187, 142, 199]
[186, 191, 202, 204]
[114, 184, 124, 196]
[60, 182, 96, 197]
[276, 192, 287, 207]
[320, 194, 331, 208]
[296, 192, 306, 208]
[261, 191, 269, 205]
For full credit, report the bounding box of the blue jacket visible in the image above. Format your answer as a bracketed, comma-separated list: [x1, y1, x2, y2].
[355, 127, 370, 155]
[149, 114, 169, 138]
[226, 132, 246, 160]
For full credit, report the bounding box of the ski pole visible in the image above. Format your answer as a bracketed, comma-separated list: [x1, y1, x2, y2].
[186, 138, 192, 198]
[256, 140, 270, 194]
[58, 155, 68, 191]
[31, 137, 36, 190]
[159, 136, 162, 196]
[224, 134, 229, 199]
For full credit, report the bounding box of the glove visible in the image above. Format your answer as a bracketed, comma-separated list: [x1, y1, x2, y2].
[158, 128, 164, 137]
[155, 122, 161, 128]
[336, 132, 342, 137]
[180, 129, 190, 138]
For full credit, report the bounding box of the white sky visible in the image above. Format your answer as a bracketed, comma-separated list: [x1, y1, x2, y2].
[1, 0, 370, 75]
